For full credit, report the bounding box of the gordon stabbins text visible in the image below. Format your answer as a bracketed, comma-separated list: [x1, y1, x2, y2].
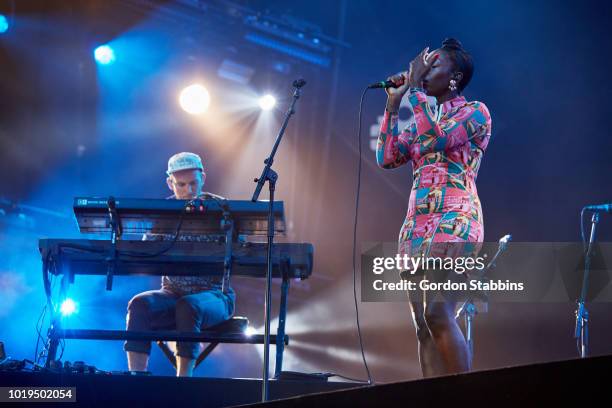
[372, 279, 525, 292]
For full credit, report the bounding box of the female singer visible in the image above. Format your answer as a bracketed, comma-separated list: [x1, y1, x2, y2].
[376, 38, 492, 376]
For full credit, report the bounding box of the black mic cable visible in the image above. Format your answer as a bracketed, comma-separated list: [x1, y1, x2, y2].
[351, 86, 374, 385]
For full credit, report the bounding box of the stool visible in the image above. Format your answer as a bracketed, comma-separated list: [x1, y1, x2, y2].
[156, 316, 249, 369]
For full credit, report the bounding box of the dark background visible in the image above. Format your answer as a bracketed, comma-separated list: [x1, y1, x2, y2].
[0, 0, 611, 382]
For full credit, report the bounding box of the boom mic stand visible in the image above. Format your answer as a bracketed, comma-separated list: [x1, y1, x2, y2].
[456, 234, 512, 367]
[575, 209, 602, 358]
[251, 78, 306, 402]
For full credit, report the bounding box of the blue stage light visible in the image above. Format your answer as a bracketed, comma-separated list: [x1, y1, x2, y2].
[94, 45, 116, 65]
[244, 33, 330, 68]
[0, 14, 9, 34]
[60, 298, 78, 316]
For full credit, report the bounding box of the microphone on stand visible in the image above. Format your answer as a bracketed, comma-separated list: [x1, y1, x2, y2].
[292, 78, 306, 88]
[583, 204, 612, 213]
[499, 234, 512, 251]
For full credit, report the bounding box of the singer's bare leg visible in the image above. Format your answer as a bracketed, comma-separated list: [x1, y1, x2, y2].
[127, 351, 149, 371]
[423, 297, 470, 374]
[176, 356, 195, 377]
[409, 300, 445, 377]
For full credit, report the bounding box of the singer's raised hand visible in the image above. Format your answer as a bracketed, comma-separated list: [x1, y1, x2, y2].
[408, 47, 437, 88]
[385, 71, 409, 112]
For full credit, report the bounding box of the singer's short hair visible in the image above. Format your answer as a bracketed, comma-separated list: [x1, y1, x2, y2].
[441, 38, 474, 93]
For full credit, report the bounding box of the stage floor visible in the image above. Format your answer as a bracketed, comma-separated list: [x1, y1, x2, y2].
[0, 370, 363, 407]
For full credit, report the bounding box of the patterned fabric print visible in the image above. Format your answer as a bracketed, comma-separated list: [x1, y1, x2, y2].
[377, 90, 492, 258]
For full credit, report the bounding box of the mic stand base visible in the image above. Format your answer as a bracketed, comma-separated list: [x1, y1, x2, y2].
[261, 169, 277, 402]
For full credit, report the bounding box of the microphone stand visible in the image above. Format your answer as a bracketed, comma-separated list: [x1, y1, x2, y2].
[106, 197, 122, 291]
[251, 79, 306, 402]
[456, 234, 511, 367]
[575, 210, 600, 358]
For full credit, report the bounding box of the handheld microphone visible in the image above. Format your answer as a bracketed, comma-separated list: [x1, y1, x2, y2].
[584, 204, 612, 213]
[367, 78, 404, 89]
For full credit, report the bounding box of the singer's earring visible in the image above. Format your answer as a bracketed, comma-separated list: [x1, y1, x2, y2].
[449, 79, 457, 92]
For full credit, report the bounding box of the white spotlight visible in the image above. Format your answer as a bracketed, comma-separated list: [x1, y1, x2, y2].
[258, 94, 276, 111]
[179, 84, 211, 115]
[244, 326, 257, 337]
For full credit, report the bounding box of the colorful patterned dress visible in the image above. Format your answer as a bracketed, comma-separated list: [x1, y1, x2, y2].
[376, 89, 492, 258]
